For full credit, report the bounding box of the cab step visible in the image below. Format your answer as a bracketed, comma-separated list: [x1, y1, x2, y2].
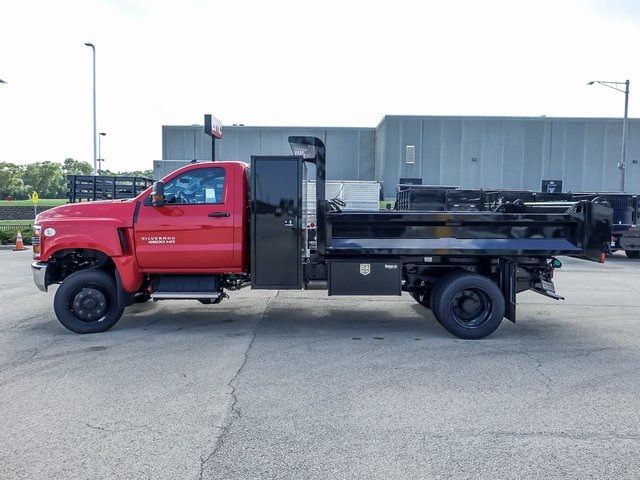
[150, 275, 222, 300]
[151, 292, 221, 300]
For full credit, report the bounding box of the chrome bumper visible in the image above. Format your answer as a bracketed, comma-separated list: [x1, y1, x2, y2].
[31, 262, 48, 292]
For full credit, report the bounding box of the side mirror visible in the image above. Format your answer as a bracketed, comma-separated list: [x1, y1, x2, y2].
[151, 181, 165, 207]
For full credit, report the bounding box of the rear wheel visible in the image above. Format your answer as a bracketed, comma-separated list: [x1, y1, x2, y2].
[53, 270, 125, 334]
[625, 250, 640, 259]
[430, 272, 505, 339]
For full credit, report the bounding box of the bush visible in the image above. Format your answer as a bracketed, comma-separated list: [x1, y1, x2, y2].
[0, 228, 32, 245]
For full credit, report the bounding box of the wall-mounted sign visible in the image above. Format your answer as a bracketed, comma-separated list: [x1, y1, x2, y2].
[541, 179, 563, 193]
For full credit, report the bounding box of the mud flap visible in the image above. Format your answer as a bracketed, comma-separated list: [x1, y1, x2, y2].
[499, 258, 517, 323]
[114, 269, 135, 308]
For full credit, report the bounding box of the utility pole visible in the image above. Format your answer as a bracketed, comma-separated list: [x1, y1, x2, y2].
[98, 132, 106, 174]
[587, 79, 630, 192]
[621, 79, 630, 193]
[85, 43, 97, 175]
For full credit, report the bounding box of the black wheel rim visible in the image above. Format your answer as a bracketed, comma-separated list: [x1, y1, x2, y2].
[69, 286, 109, 322]
[449, 287, 492, 329]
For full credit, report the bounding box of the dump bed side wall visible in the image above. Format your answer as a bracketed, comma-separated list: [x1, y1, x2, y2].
[325, 201, 611, 261]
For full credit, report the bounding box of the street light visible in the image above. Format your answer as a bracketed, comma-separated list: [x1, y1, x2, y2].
[0, 79, 6, 84]
[98, 132, 106, 174]
[587, 79, 630, 192]
[84, 42, 97, 176]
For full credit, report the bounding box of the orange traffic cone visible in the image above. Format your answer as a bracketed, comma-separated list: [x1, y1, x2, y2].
[13, 231, 27, 251]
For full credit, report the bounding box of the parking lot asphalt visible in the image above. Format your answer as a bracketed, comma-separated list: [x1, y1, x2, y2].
[1, 249, 640, 479]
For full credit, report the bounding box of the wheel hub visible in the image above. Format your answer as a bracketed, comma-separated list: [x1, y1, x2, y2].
[72, 288, 108, 322]
[452, 288, 490, 324]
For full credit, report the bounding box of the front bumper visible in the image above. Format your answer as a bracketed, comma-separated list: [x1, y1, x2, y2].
[31, 262, 48, 292]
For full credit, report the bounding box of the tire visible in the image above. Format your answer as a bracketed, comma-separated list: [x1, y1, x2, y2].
[409, 280, 432, 308]
[429, 271, 457, 322]
[625, 250, 640, 259]
[53, 269, 125, 334]
[430, 272, 505, 340]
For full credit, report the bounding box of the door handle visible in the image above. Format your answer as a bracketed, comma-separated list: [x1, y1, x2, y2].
[208, 211, 230, 218]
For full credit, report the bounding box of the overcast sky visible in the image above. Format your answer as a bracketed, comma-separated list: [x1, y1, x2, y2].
[1, 0, 639, 171]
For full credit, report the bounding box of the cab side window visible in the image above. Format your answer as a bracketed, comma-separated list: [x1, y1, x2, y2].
[163, 167, 226, 205]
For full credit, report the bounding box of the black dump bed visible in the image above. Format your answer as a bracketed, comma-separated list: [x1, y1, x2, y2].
[325, 201, 611, 261]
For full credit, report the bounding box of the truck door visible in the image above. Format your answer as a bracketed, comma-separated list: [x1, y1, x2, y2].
[134, 165, 236, 272]
[250, 156, 302, 289]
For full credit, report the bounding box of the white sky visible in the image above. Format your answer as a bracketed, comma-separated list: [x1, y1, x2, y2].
[0, 0, 639, 171]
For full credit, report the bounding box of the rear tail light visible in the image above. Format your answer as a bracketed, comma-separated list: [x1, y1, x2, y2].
[32, 225, 41, 259]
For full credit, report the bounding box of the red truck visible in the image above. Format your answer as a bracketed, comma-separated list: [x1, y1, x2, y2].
[31, 137, 611, 339]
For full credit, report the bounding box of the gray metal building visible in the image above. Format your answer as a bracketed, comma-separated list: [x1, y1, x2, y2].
[157, 115, 640, 197]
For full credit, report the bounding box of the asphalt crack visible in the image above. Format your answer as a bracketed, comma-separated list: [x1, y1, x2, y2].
[81, 421, 110, 432]
[196, 296, 272, 480]
[0, 338, 61, 378]
[516, 351, 553, 389]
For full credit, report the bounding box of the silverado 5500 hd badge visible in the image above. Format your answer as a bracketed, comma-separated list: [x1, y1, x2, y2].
[140, 236, 176, 245]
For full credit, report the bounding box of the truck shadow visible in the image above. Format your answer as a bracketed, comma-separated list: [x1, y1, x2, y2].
[107, 298, 450, 339]
[107, 297, 575, 343]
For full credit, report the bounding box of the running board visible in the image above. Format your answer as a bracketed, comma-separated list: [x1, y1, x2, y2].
[151, 292, 221, 300]
[532, 280, 564, 300]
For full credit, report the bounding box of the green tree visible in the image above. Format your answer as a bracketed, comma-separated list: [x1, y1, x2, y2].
[115, 169, 154, 179]
[23, 161, 66, 198]
[0, 162, 28, 199]
[63, 158, 93, 176]
[99, 168, 153, 179]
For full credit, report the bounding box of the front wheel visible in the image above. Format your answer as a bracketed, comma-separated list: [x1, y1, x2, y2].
[625, 250, 640, 259]
[53, 270, 125, 334]
[430, 272, 505, 340]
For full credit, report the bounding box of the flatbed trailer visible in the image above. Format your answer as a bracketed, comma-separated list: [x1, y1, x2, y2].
[32, 137, 611, 339]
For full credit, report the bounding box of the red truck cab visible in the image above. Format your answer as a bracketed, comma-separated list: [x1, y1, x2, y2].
[134, 161, 248, 274]
[32, 161, 249, 332]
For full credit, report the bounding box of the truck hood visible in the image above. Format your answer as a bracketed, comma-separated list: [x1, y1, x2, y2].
[36, 199, 138, 227]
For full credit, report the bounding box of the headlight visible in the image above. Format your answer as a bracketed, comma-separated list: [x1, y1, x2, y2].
[32, 224, 41, 259]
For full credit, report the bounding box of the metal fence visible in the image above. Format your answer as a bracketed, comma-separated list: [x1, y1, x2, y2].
[0, 223, 32, 231]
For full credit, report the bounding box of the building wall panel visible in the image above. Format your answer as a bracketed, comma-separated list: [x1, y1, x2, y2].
[160, 116, 640, 197]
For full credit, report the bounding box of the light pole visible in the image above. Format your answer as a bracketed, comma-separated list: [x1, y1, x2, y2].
[84, 42, 97, 175]
[98, 132, 106, 174]
[587, 79, 630, 192]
